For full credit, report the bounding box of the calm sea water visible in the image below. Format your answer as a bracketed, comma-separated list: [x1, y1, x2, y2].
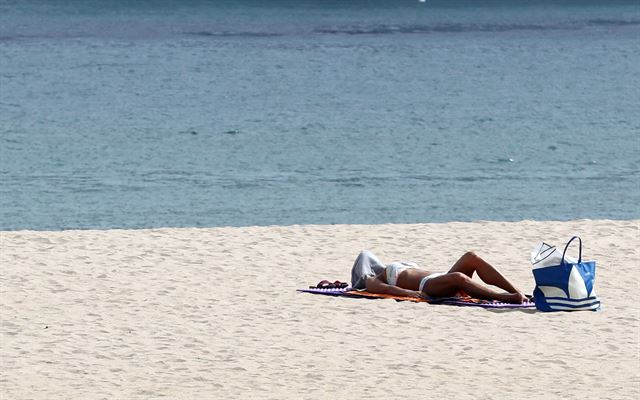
[1, 0, 639, 230]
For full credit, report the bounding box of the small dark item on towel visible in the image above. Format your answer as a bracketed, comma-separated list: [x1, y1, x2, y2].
[310, 280, 349, 289]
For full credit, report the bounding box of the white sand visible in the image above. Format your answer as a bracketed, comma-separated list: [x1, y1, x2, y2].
[1, 219, 639, 399]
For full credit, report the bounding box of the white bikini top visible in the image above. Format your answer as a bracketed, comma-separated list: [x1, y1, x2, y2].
[386, 261, 418, 286]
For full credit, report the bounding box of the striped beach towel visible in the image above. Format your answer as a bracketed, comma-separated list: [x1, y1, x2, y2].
[297, 287, 536, 309]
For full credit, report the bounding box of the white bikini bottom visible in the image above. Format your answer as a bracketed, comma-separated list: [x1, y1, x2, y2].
[419, 272, 445, 292]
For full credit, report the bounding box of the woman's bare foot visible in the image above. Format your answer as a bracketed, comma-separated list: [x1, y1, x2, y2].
[498, 292, 528, 304]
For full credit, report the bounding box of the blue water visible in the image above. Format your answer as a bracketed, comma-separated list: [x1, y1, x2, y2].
[1, 0, 639, 230]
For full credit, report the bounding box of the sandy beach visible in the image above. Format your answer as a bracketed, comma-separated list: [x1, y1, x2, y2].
[1, 219, 638, 399]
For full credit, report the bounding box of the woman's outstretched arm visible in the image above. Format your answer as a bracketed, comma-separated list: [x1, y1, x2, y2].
[365, 276, 422, 298]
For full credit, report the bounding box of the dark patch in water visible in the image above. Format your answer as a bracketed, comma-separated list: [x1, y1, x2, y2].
[186, 31, 284, 38]
[587, 19, 640, 27]
[313, 19, 640, 35]
[314, 23, 558, 35]
[3, 18, 637, 42]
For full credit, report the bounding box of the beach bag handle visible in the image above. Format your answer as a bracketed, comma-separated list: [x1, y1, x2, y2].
[561, 236, 582, 265]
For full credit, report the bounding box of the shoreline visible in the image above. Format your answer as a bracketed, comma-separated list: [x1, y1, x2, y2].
[2, 219, 638, 399]
[2, 217, 638, 234]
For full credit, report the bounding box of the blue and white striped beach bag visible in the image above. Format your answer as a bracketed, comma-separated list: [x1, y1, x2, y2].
[531, 236, 601, 312]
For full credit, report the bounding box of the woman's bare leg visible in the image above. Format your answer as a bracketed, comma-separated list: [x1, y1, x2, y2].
[423, 272, 526, 304]
[448, 252, 521, 294]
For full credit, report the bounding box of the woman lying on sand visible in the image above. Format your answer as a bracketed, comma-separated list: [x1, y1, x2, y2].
[351, 250, 528, 304]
